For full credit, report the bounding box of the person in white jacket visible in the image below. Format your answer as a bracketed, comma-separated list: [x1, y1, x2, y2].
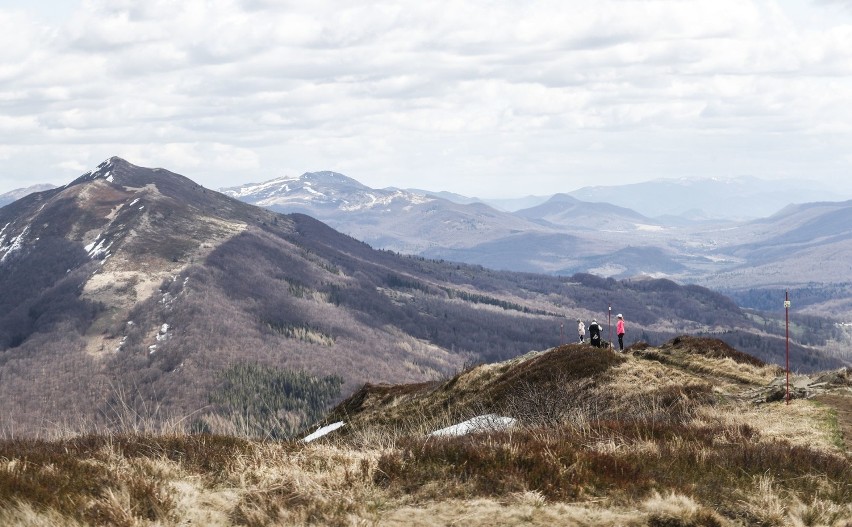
[577, 319, 586, 343]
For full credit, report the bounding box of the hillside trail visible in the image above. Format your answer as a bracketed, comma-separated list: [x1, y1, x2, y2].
[814, 393, 852, 455]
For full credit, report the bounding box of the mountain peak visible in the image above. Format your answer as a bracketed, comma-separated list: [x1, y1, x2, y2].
[545, 193, 582, 204]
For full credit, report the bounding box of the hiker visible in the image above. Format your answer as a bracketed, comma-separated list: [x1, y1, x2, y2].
[616, 314, 626, 352]
[588, 319, 602, 348]
[577, 319, 586, 343]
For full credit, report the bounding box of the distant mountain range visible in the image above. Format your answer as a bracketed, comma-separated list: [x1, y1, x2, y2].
[222, 172, 559, 256]
[567, 176, 831, 220]
[3, 158, 843, 435]
[222, 173, 852, 320]
[415, 176, 834, 220]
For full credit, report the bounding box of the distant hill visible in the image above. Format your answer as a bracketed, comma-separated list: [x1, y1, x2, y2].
[568, 176, 829, 220]
[514, 193, 656, 230]
[3, 158, 842, 436]
[0, 183, 56, 208]
[411, 191, 552, 212]
[696, 200, 852, 318]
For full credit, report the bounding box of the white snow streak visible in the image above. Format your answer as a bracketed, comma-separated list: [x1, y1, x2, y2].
[428, 414, 517, 437]
[0, 222, 9, 245]
[226, 176, 300, 197]
[84, 237, 111, 259]
[302, 421, 345, 442]
[0, 225, 30, 263]
[303, 184, 325, 197]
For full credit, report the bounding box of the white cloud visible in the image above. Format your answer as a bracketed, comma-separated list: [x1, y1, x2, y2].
[1, 0, 852, 198]
[55, 159, 87, 172]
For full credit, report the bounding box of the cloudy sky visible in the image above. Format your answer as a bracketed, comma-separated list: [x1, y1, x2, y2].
[2, 0, 852, 198]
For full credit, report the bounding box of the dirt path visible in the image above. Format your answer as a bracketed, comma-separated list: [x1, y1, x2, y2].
[814, 392, 852, 455]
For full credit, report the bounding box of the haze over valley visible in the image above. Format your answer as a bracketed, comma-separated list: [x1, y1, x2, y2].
[222, 170, 852, 324]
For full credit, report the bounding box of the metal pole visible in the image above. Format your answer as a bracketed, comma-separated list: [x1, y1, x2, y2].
[785, 290, 790, 405]
[608, 305, 612, 349]
[560, 322, 564, 346]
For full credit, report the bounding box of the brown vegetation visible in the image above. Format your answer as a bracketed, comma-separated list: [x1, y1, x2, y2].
[331, 337, 851, 525]
[1, 337, 851, 526]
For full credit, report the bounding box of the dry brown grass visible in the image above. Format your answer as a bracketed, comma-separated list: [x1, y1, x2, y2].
[1, 337, 850, 526]
[693, 398, 842, 452]
[1, 426, 849, 526]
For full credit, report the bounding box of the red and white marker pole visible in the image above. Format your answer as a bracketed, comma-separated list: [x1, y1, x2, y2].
[785, 290, 791, 405]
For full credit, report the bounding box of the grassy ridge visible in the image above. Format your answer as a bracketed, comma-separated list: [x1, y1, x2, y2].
[1, 337, 850, 526]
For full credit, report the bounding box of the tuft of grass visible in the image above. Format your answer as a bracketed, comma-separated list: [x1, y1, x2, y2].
[642, 492, 726, 527]
[0, 434, 255, 526]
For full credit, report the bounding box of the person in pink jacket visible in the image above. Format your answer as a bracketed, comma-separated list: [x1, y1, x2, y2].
[616, 314, 625, 352]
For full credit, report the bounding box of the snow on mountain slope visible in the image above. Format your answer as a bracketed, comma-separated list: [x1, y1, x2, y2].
[222, 171, 432, 212]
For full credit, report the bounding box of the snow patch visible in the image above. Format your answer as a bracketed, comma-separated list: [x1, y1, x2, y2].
[303, 184, 325, 197]
[84, 236, 111, 259]
[225, 176, 300, 198]
[156, 323, 170, 342]
[587, 263, 626, 278]
[1, 225, 30, 263]
[429, 414, 517, 437]
[634, 223, 664, 232]
[302, 421, 345, 442]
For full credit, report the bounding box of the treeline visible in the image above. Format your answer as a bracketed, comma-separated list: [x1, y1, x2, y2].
[440, 286, 556, 316]
[206, 362, 343, 438]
